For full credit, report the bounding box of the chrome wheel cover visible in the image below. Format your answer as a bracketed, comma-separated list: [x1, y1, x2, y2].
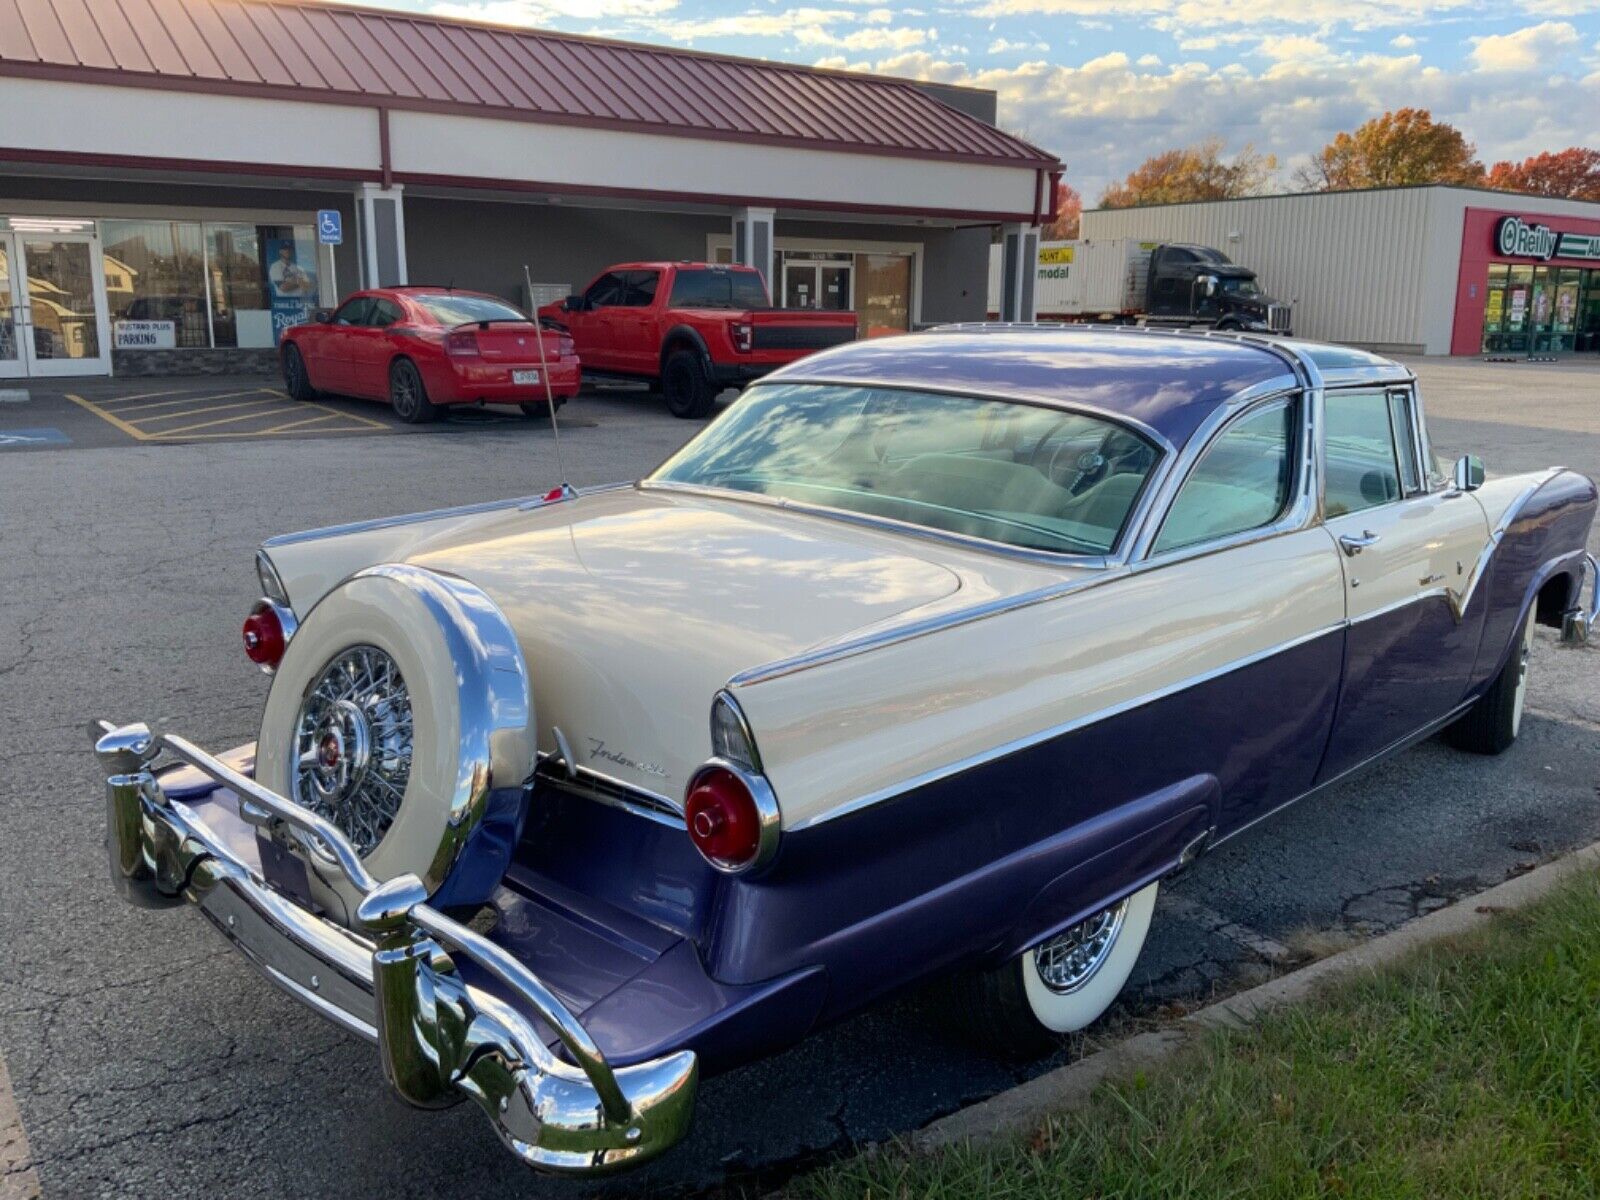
[293, 645, 413, 855]
[1033, 897, 1130, 994]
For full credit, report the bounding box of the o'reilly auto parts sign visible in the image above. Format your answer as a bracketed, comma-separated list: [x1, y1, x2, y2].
[1494, 215, 1600, 262]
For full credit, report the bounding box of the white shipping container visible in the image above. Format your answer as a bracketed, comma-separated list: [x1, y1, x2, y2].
[988, 238, 1161, 317]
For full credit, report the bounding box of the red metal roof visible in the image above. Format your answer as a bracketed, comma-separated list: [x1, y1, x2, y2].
[0, 0, 1058, 168]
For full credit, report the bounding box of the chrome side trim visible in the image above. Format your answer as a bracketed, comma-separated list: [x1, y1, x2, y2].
[728, 571, 1126, 687]
[95, 721, 698, 1176]
[533, 756, 686, 827]
[787, 620, 1347, 832]
[261, 482, 629, 549]
[638, 480, 1116, 569]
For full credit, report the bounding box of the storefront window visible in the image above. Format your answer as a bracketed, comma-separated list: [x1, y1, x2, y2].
[101, 219, 207, 348]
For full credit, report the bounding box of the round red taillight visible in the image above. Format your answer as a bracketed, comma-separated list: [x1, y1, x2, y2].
[242, 605, 287, 669]
[685, 766, 766, 871]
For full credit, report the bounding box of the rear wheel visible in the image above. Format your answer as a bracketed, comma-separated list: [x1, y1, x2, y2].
[389, 359, 439, 424]
[282, 344, 317, 401]
[661, 350, 716, 419]
[1446, 606, 1535, 755]
[948, 880, 1160, 1059]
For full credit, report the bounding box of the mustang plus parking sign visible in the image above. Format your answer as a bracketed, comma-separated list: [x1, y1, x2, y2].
[317, 210, 342, 245]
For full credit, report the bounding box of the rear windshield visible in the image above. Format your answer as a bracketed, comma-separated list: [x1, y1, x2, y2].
[650, 383, 1161, 556]
[413, 294, 528, 326]
[669, 269, 770, 310]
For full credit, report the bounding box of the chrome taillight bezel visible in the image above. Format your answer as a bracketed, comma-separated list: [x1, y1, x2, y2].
[684, 756, 781, 875]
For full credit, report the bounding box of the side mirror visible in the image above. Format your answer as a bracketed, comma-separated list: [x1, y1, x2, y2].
[314, 310, 333, 324]
[1203, 275, 1218, 298]
[563, 294, 585, 312]
[1452, 454, 1485, 492]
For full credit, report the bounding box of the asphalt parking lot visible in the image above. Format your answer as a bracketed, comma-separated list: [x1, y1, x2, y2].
[1, 355, 1597, 1198]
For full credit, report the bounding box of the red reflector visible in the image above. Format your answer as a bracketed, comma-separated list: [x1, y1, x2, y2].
[685, 767, 761, 869]
[543, 486, 566, 502]
[242, 607, 286, 668]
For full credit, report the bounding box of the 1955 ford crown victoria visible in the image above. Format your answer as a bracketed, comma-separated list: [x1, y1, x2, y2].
[96, 327, 1598, 1174]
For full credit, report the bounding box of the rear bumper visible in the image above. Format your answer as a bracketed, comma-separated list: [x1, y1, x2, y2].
[1561, 552, 1599, 645]
[710, 361, 775, 388]
[427, 358, 583, 404]
[95, 720, 697, 1176]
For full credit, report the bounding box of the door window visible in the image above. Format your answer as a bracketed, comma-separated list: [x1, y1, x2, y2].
[1324, 391, 1405, 516]
[621, 271, 659, 307]
[1387, 391, 1421, 494]
[332, 296, 374, 326]
[368, 298, 403, 328]
[583, 272, 626, 308]
[1153, 399, 1296, 553]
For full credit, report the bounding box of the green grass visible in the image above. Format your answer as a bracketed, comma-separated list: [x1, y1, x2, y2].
[792, 871, 1600, 1200]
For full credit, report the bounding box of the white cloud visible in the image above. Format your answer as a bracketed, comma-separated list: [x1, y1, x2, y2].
[648, 6, 854, 40]
[1515, 0, 1600, 13]
[799, 24, 933, 48]
[973, 0, 1481, 29]
[1255, 34, 1333, 60]
[1389, 33, 1416, 47]
[1137, 52, 1163, 65]
[989, 36, 1051, 52]
[1469, 20, 1580, 71]
[832, 45, 1600, 200]
[427, 0, 677, 21]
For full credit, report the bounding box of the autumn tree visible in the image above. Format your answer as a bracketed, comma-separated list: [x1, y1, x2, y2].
[1487, 148, 1600, 200]
[1043, 179, 1081, 239]
[1099, 140, 1277, 208]
[1296, 108, 1484, 190]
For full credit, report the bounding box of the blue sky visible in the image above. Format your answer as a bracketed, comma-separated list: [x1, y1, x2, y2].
[381, 0, 1595, 200]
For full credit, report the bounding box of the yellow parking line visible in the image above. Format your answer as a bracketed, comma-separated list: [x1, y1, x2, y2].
[88, 387, 185, 405]
[150, 417, 377, 440]
[112, 390, 273, 415]
[147, 405, 309, 437]
[130, 398, 280, 427]
[298, 399, 390, 430]
[66, 392, 152, 440]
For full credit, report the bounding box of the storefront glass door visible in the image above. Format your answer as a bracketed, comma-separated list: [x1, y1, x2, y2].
[0, 236, 23, 379]
[15, 233, 111, 376]
[782, 260, 852, 311]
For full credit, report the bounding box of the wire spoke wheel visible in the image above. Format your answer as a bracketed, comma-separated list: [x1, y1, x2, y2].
[293, 645, 413, 855]
[1032, 897, 1130, 994]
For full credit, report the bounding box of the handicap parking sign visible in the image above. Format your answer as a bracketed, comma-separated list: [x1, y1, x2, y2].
[317, 210, 343, 245]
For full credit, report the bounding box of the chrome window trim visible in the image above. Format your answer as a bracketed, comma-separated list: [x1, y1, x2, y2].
[787, 618, 1349, 832]
[1134, 390, 1312, 565]
[1319, 385, 1416, 521]
[711, 689, 764, 774]
[1384, 386, 1426, 497]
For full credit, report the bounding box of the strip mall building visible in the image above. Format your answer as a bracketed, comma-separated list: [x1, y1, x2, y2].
[0, 0, 1059, 379]
[1082, 186, 1600, 356]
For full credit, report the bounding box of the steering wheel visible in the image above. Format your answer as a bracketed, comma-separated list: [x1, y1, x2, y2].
[1030, 420, 1112, 493]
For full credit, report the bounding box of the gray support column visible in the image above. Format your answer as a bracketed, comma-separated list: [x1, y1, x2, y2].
[355, 183, 409, 288]
[997, 222, 1041, 322]
[730, 206, 775, 294]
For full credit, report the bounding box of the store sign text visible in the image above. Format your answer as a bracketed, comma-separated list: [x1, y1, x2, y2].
[1494, 215, 1600, 262]
[113, 320, 176, 350]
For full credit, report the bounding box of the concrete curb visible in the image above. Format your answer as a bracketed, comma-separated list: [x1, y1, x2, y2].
[0, 1052, 41, 1200]
[917, 840, 1600, 1150]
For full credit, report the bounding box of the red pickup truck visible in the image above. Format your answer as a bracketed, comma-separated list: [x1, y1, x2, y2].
[539, 262, 858, 418]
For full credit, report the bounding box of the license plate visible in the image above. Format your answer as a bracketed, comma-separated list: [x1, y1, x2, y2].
[512, 369, 541, 385]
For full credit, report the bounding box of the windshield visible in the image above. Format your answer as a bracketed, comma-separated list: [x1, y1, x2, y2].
[1220, 278, 1259, 296]
[669, 268, 771, 309]
[413, 294, 529, 326]
[649, 384, 1161, 555]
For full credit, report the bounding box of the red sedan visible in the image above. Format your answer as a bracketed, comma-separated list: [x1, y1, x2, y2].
[280, 287, 581, 423]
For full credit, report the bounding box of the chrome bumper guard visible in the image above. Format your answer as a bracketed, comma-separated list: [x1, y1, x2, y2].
[94, 720, 697, 1176]
[1562, 553, 1600, 646]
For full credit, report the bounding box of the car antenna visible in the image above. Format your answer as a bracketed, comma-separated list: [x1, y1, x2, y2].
[525, 264, 573, 502]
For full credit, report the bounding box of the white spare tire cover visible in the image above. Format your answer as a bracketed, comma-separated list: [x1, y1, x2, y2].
[255, 564, 534, 922]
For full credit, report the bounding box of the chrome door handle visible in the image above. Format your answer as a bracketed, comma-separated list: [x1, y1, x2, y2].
[1338, 530, 1380, 556]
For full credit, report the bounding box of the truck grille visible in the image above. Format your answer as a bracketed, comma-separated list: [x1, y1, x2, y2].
[1267, 304, 1292, 333]
[751, 324, 858, 351]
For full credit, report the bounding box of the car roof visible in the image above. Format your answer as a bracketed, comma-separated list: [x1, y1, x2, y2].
[605, 262, 761, 272]
[766, 328, 1409, 450]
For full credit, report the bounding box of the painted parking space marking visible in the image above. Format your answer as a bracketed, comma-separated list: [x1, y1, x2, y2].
[66, 387, 391, 443]
[0, 389, 28, 403]
[0, 427, 69, 449]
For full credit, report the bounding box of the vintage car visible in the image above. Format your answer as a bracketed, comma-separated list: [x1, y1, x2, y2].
[97, 328, 1598, 1175]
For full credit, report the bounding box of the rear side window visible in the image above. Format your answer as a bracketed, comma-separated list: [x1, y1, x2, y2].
[669, 268, 770, 309]
[412, 294, 526, 326]
[1324, 391, 1403, 516]
[1153, 399, 1296, 554]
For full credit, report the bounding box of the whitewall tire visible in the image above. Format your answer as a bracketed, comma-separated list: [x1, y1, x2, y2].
[1446, 605, 1535, 756]
[1021, 879, 1159, 1034]
[254, 566, 533, 923]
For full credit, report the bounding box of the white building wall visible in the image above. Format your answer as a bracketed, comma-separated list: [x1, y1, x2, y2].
[1083, 189, 1449, 353]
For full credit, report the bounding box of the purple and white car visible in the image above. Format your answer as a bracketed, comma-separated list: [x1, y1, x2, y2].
[97, 328, 1598, 1174]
